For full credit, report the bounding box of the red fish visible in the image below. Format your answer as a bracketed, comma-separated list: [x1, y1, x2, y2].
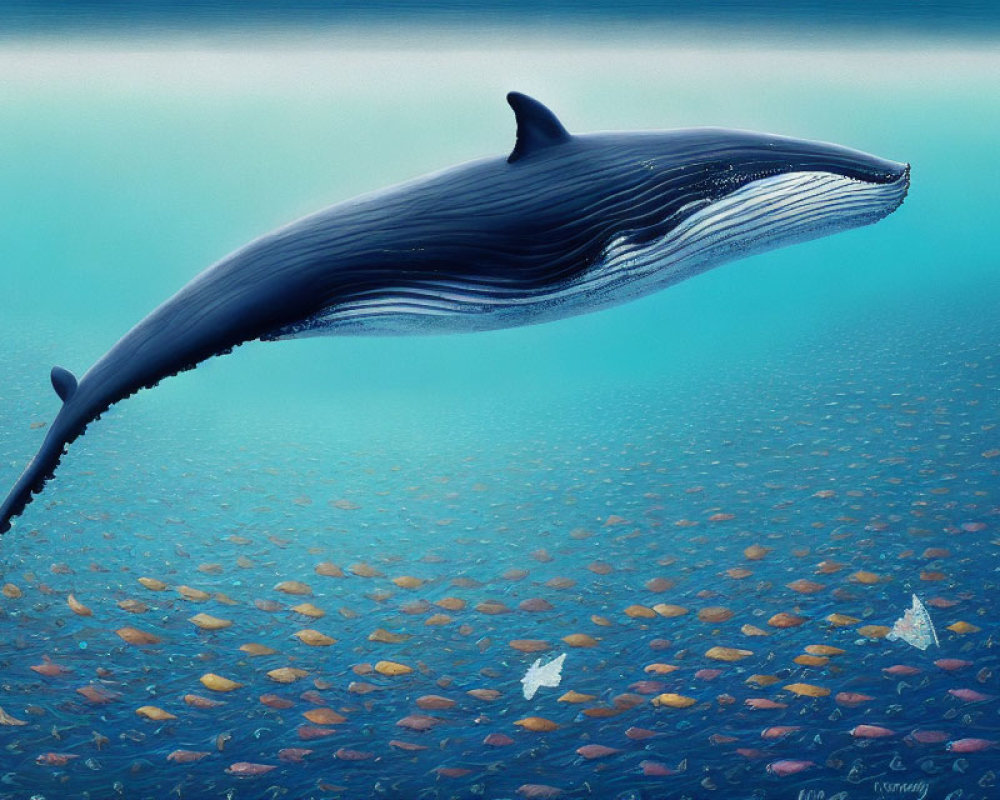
[35, 753, 80, 766]
[184, 694, 224, 709]
[767, 760, 814, 777]
[225, 762, 276, 776]
[260, 694, 295, 710]
[278, 748, 313, 763]
[851, 725, 895, 738]
[389, 740, 428, 751]
[297, 725, 335, 740]
[76, 685, 120, 704]
[31, 660, 70, 677]
[612, 693, 644, 710]
[745, 698, 787, 710]
[518, 598, 554, 612]
[396, 714, 441, 731]
[517, 785, 563, 799]
[625, 727, 659, 740]
[835, 692, 874, 707]
[761, 726, 801, 740]
[577, 745, 620, 759]
[166, 750, 210, 763]
[640, 760, 678, 776]
[935, 659, 973, 671]
[629, 680, 666, 694]
[484, 733, 514, 747]
[334, 748, 373, 761]
[949, 688, 994, 702]
[947, 738, 996, 753]
[436, 767, 472, 778]
[882, 665, 921, 676]
[908, 730, 949, 744]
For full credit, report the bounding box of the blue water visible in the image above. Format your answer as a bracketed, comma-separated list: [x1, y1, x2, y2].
[2, 1, 1000, 36]
[1, 25, 999, 800]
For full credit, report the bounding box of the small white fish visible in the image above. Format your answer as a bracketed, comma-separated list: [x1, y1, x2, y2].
[886, 594, 939, 650]
[521, 653, 567, 700]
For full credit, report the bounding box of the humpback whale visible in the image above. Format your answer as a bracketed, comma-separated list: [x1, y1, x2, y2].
[0, 92, 909, 534]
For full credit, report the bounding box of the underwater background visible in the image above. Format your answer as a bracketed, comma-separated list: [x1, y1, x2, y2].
[1, 3, 999, 799]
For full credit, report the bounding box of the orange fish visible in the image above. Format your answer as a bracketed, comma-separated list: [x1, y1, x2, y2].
[761, 726, 802, 739]
[36, 753, 80, 766]
[30, 658, 70, 677]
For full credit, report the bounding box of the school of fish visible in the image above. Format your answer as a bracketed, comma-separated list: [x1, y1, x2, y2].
[0, 308, 997, 800]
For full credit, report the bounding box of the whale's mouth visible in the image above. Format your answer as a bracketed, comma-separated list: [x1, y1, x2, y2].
[668, 165, 909, 261]
[594, 164, 910, 293]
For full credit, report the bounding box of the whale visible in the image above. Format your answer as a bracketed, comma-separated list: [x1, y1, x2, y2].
[0, 92, 909, 534]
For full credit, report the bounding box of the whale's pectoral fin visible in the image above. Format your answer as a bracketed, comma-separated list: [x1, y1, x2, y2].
[51, 366, 78, 403]
[507, 92, 572, 164]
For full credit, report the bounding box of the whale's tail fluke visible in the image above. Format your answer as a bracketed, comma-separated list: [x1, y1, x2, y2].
[1, 415, 71, 535]
[1, 364, 88, 533]
[1, 359, 111, 534]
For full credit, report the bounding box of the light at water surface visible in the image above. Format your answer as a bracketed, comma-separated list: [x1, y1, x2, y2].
[0, 18, 998, 800]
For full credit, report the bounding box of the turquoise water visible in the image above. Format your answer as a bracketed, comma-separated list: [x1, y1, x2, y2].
[1, 30, 999, 800]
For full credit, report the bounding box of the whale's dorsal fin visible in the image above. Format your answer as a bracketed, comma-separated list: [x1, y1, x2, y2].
[51, 365, 77, 403]
[507, 92, 571, 164]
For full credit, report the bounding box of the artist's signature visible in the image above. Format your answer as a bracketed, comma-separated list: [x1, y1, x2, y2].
[796, 781, 932, 800]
